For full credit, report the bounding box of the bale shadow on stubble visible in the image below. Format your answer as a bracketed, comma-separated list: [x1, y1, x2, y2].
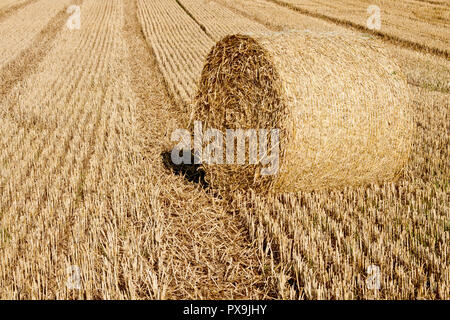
[161, 150, 209, 188]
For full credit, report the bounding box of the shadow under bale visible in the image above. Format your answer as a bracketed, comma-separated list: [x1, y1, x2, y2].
[161, 150, 208, 188]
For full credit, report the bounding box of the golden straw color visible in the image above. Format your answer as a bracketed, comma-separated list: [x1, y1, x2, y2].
[192, 31, 414, 194]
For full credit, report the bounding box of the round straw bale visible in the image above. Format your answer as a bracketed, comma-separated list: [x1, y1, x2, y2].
[191, 31, 414, 194]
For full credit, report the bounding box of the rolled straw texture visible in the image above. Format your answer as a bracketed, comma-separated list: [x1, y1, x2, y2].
[192, 31, 414, 193]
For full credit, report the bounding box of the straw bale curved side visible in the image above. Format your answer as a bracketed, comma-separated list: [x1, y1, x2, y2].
[193, 32, 413, 193]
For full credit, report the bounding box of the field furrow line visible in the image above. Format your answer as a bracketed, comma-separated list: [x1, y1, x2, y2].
[177, 0, 267, 41]
[174, 0, 213, 39]
[0, 0, 39, 22]
[118, 0, 277, 299]
[142, 0, 211, 66]
[2, 0, 112, 229]
[216, 0, 450, 91]
[412, 0, 450, 7]
[0, 6, 84, 185]
[0, 0, 96, 192]
[137, 0, 213, 106]
[0, 0, 72, 69]
[4, 0, 170, 299]
[0, 0, 133, 298]
[266, 0, 449, 59]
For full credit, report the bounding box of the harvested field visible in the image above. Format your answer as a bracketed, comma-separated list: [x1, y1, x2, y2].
[266, 0, 449, 57]
[0, 0, 36, 21]
[137, 0, 213, 106]
[0, 0, 448, 300]
[216, 0, 450, 93]
[178, 0, 265, 40]
[0, 0, 71, 68]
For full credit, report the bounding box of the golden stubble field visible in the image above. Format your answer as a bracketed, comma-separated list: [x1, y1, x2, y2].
[0, 0, 448, 299]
